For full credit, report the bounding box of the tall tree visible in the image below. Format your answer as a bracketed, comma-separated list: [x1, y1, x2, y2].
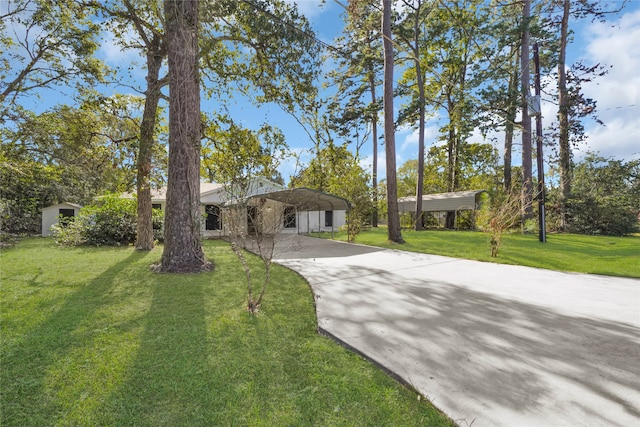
[556, 0, 571, 229]
[417, 0, 488, 228]
[546, 0, 618, 230]
[382, 0, 403, 243]
[396, 0, 435, 230]
[329, 1, 383, 227]
[89, 0, 170, 251]
[520, 0, 534, 220]
[160, 0, 208, 273]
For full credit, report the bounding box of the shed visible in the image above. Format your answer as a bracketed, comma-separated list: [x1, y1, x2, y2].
[398, 190, 486, 213]
[42, 203, 83, 236]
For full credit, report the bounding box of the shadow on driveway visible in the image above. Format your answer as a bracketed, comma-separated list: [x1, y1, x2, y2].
[274, 239, 640, 427]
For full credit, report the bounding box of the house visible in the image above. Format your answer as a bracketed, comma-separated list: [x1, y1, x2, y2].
[124, 177, 349, 237]
[41, 202, 83, 236]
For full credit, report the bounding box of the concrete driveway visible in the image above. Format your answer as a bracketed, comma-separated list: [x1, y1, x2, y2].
[269, 235, 640, 427]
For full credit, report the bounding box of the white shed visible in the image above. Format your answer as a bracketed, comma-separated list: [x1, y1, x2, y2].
[42, 203, 82, 236]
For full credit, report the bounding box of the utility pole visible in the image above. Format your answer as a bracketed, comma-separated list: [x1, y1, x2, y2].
[533, 43, 546, 243]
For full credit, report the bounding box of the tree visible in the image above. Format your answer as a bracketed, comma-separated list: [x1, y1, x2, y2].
[520, 0, 534, 220]
[291, 143, 372, 239]
[395, 0, 435, 230]
[0, 95, 144, 234]
[382, 0, 403, 243]
[159, 0, 209, 273]
[0, 0, 104, 116]
[416, 0, 488, 228]
[329, 1, 383, 227]
[202, 116, 288, 314]
[201, 115, 287, 187]
[565, 154, 639, 236]
[91, 0, 169, 251]
[541, 0, 619, 230]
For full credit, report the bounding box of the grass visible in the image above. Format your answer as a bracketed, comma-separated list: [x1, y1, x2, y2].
[316, 228, 640, 278]
[0, 238, 453, 427]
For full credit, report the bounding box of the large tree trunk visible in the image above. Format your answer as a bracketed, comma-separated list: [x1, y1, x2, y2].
[558, 0, 571, 231]
[136, 34, 164, 251]
[160, 0, 208, 273]
[520, 0, 533, 220]
[382, 0, 403, 243]
[369, 69, 378, 228]
[414, 34, 426, 231]
[445, 95, 458, 230]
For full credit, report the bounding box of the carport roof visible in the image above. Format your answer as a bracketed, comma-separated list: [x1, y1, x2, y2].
[253, 188, 351, 212]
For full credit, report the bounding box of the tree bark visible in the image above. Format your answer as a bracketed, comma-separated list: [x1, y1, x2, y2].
[369, 69, 379, 228]
[382, 0, 403, 243]
[136, 34, 164, 251]
[558, 0, 571, 231]
[160, 0, 208, 273]
[521, 0, 534, 220]
[413, 11, 426, 231]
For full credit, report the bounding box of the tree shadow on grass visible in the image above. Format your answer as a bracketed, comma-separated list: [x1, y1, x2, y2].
[289, 261, 640, 427]
[100, 277, 219, 426]
[1, 250, 151, 426]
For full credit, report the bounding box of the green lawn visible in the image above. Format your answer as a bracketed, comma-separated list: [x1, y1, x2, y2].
[318, 228, 640, 278]
[0, 238, 453, 427]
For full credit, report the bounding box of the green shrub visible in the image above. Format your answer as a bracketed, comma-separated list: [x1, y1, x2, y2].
[565, 155, 639, 236]
[52, 195, 163, 246]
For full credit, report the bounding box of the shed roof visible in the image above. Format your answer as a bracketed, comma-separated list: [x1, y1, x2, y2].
[398, 190, 485, 213]
[248, 188, 351, 212]
[42, 202, 83, 211]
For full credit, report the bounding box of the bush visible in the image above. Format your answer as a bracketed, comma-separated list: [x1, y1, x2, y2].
[0, 198, 41, 235]
[52, 195, 163, 246]
[565, 155, 639, 236]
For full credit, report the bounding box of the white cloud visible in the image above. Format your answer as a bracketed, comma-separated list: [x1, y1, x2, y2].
[97, 29, 144, 69]
[285, 0, 333, 18]
[574, 8, 640, 161]
[398, 124, 440, 155]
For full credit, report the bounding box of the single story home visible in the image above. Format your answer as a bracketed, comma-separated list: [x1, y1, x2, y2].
[41, 202, 83, 236]
[125, 177, 349, 238]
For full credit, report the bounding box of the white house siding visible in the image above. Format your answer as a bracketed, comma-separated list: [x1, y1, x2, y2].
[41, 203, 82, 236]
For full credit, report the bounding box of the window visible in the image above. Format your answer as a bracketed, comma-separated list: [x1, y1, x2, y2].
[325, 210, 333, 227]
[152, 204, 162, 210]
[58, 208, 75, 227]
[284, 206, 296, 228]
[205, 205, 221, 230]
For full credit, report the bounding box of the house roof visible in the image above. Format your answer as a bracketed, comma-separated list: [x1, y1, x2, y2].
[121, 182, 224, 201]
[247, 188, 351, 212]
[398, 190, 485, 213]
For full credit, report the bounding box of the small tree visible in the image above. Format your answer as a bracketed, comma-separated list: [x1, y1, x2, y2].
[202, 117, 289, 314]
[479, 189, 523, 258]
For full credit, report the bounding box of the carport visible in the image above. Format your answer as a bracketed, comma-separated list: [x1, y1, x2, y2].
[252, 187, 351, 236]
[398, 190, 485, 228]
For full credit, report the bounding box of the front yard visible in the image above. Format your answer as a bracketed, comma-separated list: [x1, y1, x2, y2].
[0, 238, 453, 426]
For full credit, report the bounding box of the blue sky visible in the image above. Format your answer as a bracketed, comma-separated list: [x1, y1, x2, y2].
[283, 0, 640, 181]
[5, 0, 639, 185]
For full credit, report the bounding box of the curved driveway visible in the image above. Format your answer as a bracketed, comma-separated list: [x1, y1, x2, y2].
[270, 235, 640, 427]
